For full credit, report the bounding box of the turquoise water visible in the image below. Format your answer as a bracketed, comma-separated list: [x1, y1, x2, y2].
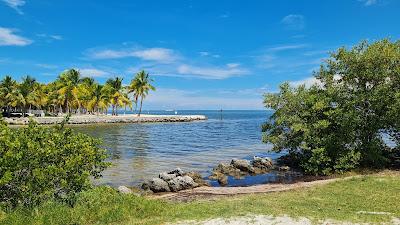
[73, 110, 286, 187]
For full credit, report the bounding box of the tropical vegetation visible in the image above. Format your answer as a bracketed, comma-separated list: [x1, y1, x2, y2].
[0, 69, 155, 117]
[0, 118, 110, 208]
[263, 39, 400, 175]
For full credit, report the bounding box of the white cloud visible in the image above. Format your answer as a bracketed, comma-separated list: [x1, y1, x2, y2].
[2, 0, 25, 14]
[359, 0, 377, 6]
[289, 75, 341, 88]
[281, 14, 305, 30]
[289, 77, 321, 88]
[79, 68, 109, 77]
[0, 27, 32, 46]
[177, 64, 249, 79]
[226, 63, 240, 68]
[88, 47, 178, 63]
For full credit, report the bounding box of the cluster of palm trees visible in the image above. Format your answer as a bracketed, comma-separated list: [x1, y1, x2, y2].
[0, 69, 155, 117]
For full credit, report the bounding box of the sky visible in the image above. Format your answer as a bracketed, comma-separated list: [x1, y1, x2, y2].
[1, 0, 399, 110]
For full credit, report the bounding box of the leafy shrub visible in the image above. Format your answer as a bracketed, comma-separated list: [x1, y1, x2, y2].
[0, 119, 110, 208]
[263, 39, 400, 175]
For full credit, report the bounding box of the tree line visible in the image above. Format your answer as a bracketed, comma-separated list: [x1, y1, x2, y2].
[263, 39, 400, 174]
[0, 69, 155, 117]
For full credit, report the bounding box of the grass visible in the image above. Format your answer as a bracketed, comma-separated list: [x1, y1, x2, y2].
[0, 172, 399, 225]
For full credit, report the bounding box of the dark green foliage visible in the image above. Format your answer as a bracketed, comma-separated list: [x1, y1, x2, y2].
[0, 119, 110, 208]
[263, 39, 400, 175]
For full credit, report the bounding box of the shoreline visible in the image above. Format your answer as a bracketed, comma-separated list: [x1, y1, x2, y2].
[3, 114, 207, 125]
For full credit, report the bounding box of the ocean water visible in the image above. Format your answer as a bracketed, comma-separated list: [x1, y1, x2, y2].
[73, 110, 287, 187]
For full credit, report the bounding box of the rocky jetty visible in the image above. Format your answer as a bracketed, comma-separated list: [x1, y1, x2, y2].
[4, 114, 207, 125]
[209, 156, 274, 186]
[141, 168, 209, 193]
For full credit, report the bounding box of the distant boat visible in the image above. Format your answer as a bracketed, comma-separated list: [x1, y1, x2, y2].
[175, 110, 178, 115]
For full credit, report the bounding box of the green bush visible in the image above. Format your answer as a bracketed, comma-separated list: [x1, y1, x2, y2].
[263, 39, 400, 175]
[0, 119, 110, 208]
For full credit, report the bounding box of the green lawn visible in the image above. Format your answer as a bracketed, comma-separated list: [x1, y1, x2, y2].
[1, 172, 399, 225]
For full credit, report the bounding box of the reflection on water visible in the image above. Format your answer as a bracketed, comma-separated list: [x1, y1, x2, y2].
[73, 110, 282, 187]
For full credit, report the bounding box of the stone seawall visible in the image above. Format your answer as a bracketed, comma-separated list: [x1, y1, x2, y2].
[4, 114, 207, 125]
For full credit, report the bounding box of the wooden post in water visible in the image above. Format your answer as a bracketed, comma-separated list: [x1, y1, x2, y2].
[220, 109, 223, 120]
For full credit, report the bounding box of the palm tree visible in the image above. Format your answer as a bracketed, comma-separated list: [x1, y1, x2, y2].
[56, 69, 82, 113]
[121, 90, 132, 115]
[28, 83, 48, 111]
[105, 77, 124, 116]
[0, 76, 18, 117]
[87, 84, 109, 115]
[127, 70, 155, 116]
[19, 75, 38, 116]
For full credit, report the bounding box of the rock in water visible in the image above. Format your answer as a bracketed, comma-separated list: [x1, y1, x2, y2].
[252, 156, 273, 170]
[214, 163, 235, 174]
[118, 186, 133, 194]
[184, 171, 210, 186]
[231, 159, 255, 173]
[142, 178, 171, 193]
[168, 168, 184, 176]
[278, 166, 290, 171]
[168, 175, 198, 192]
[159, 172, 177, 181]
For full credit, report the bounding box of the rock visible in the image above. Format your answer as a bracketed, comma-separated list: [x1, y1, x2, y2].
[209, 171, 228, 186]
[168, 168, 184, 176]
[159, 172, 177, 181]
[184, 171, 210, 187]
[118, 186, 133, 194]
[142, 178, 171, 193]
[167, 175, 198, 192]
[252, 156, 273, 170]
[213, 163, 236, 174]
[278, 166, 290, 171]
[231, 158, 255, 173]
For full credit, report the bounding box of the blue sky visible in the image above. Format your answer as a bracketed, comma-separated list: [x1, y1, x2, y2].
[1, 0, 399, 109]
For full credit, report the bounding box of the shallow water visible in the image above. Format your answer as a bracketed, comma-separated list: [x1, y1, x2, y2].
[73, 110, 287, 187]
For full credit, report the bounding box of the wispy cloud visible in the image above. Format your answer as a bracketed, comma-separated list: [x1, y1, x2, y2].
[127, 62, 249, 80]
[36, 33, 63, 41]
[0, 27, 32, 46]
[50, 35, 63, 40]
[199, 51, 220, 58]
[87, 47, 178, 63]
[281, 14, 305, 30]
[267, 44, 308, 52]
[146, 88, 264, 110]
[79, 68, 110, 77]
[177, 64, 249, 79]
[359, 0, 378, 6]
[35, 63, 58, 69]
[2, 0, 25, 14]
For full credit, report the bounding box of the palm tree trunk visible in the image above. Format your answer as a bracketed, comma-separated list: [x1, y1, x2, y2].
[138, 96, 143, 117]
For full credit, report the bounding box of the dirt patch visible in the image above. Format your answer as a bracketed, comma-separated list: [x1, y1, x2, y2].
[170, 214, 400, 225]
